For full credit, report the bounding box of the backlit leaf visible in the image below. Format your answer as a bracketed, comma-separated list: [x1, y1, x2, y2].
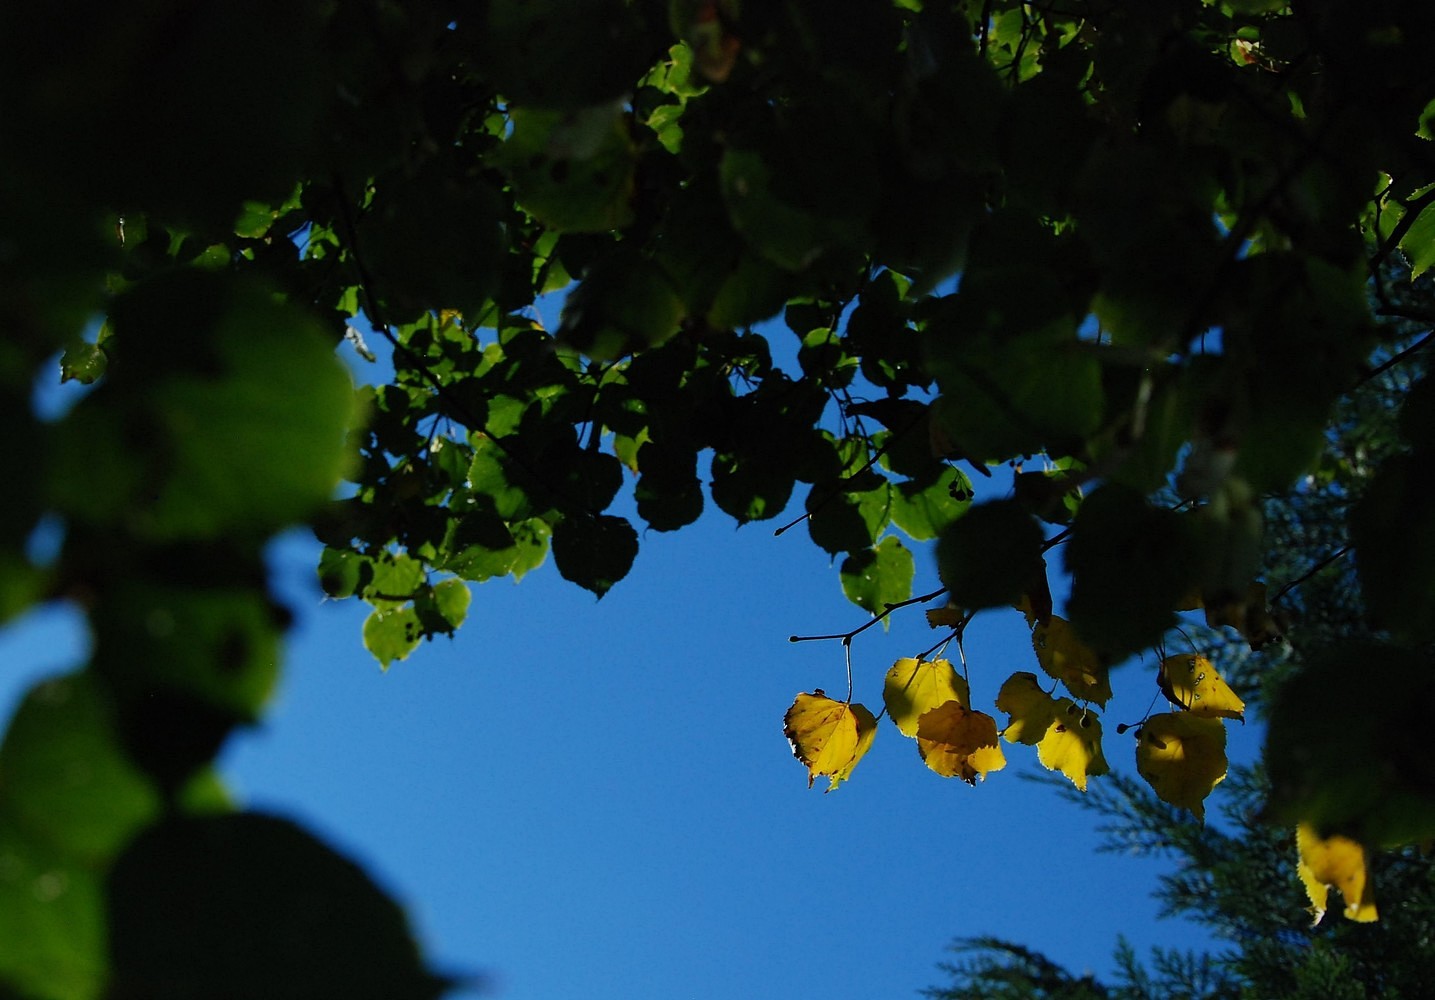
[363, 607, 423, 669]
[840, 537, 915, 619]
[995, 673, 1109, 790]
[915, 703, 1006, 784]
[889, 467, 973, 541]
[883, 658, 971, 738]
[995, 672, 1060, 746]
[59, 340, 106, 384]
[1036, 701, 1110, 792]
[1031, 616, 1112, 706]
[926, 605, 964, 629]
[1135, 712, 1228, 822]
[1158, 654, 1245, 721]
[783, 692, 878, 792]
[1296, 822, 1379, 924]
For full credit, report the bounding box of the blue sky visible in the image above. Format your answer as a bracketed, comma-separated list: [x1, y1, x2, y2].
[1, 489, 1263, 1000]
[1, 312, 1268, 998]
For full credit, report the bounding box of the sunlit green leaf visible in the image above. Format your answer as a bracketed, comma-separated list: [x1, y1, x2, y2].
[840, 537, 915, 618]
[363, 606, 424, 669]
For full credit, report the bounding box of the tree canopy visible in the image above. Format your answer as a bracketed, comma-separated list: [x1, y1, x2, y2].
[2, 0, 1435, 995]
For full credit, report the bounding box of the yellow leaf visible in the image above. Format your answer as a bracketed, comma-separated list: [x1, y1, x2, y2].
[1014, 594, 1039, 626]
[915, 702, 1006, 784]
[925, 606, 964, 629]
[995, 674, 1109, 791]
[1032, 616, 1112, 706]
[1036, 700, 1110, 792]
[1158, 654, 1245, 721]
[995, 671, 1059, 746]
[883, 658, 971, 738]
[1135, 712, 1227, 822]
[783, 691, 878, 792]
[1296, 823, 1379, 924]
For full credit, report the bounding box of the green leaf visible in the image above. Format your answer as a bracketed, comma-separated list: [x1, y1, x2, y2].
[1013, 469, 1084, 526]
[468, 437, 531, 522]
[420, 579, 470, 635]
[1351, 452, 1435, 642]
[1265, 642, 1435, 847]
[442, 513, 519, 582]
[707, 251, 797, 330]
[106, 813, 447, 1000]
[363, 607, 424, 669]
[925, 336, 1103, 464]
[360, 161, 506, 323]
[551, 513, 638, 597]
[889, 467, 973, 541]
[59, 340, 106, 384]
[362, 552, 427, 607]
[1399, 200, 1435, 279]
[507, 518, 553, 581]
[805, 480, 892, 556]
[50, 272, 357, 541]
[710, 453, 796, 524]
[1064, 485, 1197, 663]
[558, 254, 686, 360]
[0, 825, 105, 1000]
[840, 537, 915, 618]
[0, 672, 160, 866]
[318, 547, 371, 600]
[720, 149, 828, 271]
[90, 581, 284, 722]
[936, 500, 1044, 610]
[501, 106, 636, 232]
[636, 475, 704, 532]
[480, 0, 650, 110]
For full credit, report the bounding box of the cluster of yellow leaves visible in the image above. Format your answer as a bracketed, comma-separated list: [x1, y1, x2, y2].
[783, 658, 1006, 790]
[1128, 655, 1247, 822]
[882, 657, 1004, 782]
[1000, 603, 1113, 791]
[995, 672, 1109, 791]
[786, 585, 1366, 927]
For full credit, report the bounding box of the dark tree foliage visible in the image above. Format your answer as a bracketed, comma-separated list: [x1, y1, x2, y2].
[2, 0, 1435, 995]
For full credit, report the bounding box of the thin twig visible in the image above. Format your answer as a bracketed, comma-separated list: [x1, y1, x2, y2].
[1358, 329, 1434, 388]
[1270, 545, 1352, 607]
[788, 586, 948, 644]
[772, 409, 929, 537]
